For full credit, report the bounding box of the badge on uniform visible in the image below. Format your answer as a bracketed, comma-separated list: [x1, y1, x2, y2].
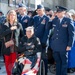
[41, 18, 46, 24]
[23, 19, 28, 23]
[62, 24, 68, 27]
[53, 24, 56, 27]
[62, 22, 68, 27]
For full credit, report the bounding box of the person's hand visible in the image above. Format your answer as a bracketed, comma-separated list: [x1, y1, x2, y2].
[66, 46, 71, 51]
[10, 26, 17, 30]
[50, 15, 55, 20]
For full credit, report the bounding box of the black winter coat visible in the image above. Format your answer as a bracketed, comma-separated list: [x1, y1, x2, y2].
[0, 22, 24, 55]
[18, 35, 42, 55]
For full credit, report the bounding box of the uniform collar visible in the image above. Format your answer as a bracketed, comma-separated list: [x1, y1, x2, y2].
[38, 14, 46, 18]
[21, 14, 27, 18]
[59, 18, 63, 23]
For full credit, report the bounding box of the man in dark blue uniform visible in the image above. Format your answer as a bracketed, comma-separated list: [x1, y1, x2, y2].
[47, 6, 74, 75]
[30, 4, 49, 44]
[18, 4, 30, 34]
[29, 4, 49, 75]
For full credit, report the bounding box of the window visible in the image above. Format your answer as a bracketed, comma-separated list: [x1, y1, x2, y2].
[8, 0, 16, 7]
[8, 0, 28, 7]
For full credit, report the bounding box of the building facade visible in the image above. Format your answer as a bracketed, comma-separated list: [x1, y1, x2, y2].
[43, 0, 75, 10]
[0, 0, 75, 15]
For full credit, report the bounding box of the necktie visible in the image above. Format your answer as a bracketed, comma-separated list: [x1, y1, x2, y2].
[60, 19, 62, 23]
[39, 16, 41, 21]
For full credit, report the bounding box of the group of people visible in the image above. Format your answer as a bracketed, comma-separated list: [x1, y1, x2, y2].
[0, 3, 75, 75]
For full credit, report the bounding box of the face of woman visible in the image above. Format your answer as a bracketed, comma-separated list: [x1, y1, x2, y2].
[9, 13, 16, 22]
[26, 30, 33, 38]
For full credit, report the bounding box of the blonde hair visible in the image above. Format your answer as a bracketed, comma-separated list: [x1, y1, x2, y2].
[6, 10, 17, 23]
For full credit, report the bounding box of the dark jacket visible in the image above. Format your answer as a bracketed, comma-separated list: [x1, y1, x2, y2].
[29, 15, 49, 43]
[46, 17, 74, 52]
[18, 15, 30, 34]
[18, 35, 42, 55]
[0, 22, 24, 55]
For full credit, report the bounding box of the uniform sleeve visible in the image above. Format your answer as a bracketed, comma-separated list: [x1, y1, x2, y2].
[42, 20, 53, 45]
[68, 19, 74, 47]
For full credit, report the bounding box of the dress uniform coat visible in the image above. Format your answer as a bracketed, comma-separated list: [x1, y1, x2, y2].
[50, 16, 74, 52]
[18, 15, 30, 34]
[30, 15, 49, 44]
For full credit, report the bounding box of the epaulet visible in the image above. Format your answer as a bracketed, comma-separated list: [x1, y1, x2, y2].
[33, 15, 39, 18]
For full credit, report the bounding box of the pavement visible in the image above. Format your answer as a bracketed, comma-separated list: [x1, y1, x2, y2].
[0, 56, 6, 75]
[0, 56, 75, 75]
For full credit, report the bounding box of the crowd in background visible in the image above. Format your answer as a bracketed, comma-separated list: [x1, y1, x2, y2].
[0, 3, 75, 75]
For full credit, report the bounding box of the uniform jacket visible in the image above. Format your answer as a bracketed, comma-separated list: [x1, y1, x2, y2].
[18, 15, 30, 34]
[29, 15, 49, 43]
[47, 16, 74, 52]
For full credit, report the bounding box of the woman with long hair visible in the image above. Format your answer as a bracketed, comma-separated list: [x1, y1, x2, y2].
[0, 10, 24, 75]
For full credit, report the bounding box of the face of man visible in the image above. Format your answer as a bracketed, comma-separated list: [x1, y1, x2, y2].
[0, 12, 2, 16]
[46, 10, 54, 18]
[56, 11, 66, 18]
[36, 8, 45, 16]
[72, 15, 75, 21]
[18, 7, 26, 15]
[26, 30, 34, 38]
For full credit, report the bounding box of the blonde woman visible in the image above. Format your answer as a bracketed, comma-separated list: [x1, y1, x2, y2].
[0, 10, 24, 75]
